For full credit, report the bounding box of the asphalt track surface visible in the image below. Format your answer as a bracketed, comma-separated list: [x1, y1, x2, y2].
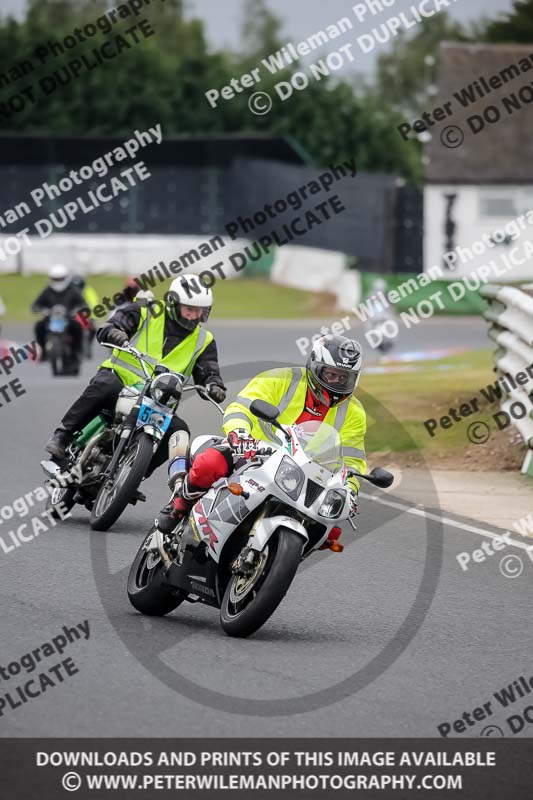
[1, 317, 531, 737]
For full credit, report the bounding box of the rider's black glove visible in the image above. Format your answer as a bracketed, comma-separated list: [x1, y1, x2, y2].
[107, 328, 128, 347]
[206, 383, 226, 403]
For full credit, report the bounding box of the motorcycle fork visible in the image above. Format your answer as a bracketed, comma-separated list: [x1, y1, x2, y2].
[102, 403, 141, 478]
[231, 506, 267, 576]
[247, 505, 267, 543]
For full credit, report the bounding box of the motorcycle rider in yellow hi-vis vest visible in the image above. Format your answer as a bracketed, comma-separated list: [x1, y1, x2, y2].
[44, 275, 227, 481]
[157, 334, 366, 547]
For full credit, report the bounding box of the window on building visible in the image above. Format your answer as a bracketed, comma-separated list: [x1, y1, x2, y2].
[479, 194, 517, 217]
[479, 188, 533, 218]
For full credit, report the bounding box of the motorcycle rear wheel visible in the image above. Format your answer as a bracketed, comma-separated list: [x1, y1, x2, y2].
[45, 485, 76, 520]
[127, 527, 185, 616]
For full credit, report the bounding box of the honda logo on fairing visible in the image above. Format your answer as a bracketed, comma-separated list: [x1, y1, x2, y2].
[190, 580, 215, 597]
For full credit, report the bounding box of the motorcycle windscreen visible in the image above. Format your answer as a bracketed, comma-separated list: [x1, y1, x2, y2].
[291, 421, 343, 473]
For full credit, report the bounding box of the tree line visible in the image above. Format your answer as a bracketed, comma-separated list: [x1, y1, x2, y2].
[0, 0, 529, 184]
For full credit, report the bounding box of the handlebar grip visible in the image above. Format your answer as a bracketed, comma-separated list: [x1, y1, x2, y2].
[255, 447, 274, 457]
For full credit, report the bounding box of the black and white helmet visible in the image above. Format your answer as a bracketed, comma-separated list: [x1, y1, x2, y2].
[306, 334, 362, 407]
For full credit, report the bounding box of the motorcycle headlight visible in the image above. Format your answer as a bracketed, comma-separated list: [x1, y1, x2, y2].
[149, 413, 166, 430]
[318, 490, 347, 519]
[274, 456, 305, 500]
[151, 372, 183, 404]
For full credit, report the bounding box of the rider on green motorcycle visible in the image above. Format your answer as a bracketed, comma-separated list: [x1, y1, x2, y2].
[44, 275, 226, 479]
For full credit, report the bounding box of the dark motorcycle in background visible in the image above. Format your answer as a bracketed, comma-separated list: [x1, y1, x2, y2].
[46, 305, 82, 377]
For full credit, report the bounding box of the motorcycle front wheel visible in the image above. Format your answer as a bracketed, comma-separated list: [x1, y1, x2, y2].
[220, 528, 303, 638]
[90, 432, 154, 531]
[49, 335, 64, 377]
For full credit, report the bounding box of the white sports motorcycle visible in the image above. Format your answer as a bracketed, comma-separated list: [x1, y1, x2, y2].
[127, 399, 393, 638]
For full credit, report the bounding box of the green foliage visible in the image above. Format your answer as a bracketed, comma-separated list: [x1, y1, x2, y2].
[374, 13, 470, 118]
[483, 0, 533, 43]
[241, 0, 284, 59]
[0, 0, 527, 184]
[0, 0, 479, 184]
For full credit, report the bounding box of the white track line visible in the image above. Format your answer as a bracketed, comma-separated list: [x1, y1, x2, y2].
[359, 491, 533, 555]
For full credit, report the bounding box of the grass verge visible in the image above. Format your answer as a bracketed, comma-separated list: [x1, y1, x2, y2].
[361, 349, 526, 471]
[0, 274, 336, 321]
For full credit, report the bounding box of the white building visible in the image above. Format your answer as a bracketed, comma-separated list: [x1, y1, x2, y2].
[424, 43, 533, 283]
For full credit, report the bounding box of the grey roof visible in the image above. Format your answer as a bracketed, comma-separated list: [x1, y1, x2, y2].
[425, 42, 533, 183]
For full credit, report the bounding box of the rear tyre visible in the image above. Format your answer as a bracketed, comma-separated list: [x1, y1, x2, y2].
[45, 485, 76, 520]
[90, 432, 154, 531]
[127, 527, 184, 616]
[68, 355, 81, 376]
[220, 527, 303, 638]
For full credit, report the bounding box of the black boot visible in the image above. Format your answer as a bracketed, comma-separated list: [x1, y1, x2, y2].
[156, 476, 202, 535]
[157, 494, 190, 535]
[45, 428, 73, 460]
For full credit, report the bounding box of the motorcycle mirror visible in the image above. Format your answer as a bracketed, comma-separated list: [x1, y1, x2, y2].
[368, 467, 394, 488]
[347, 466, 394, 488]
[250, 399, 280, 422]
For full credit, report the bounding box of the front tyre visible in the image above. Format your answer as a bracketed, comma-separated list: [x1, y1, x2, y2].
[49, 335, 63, 377]
[220, 527, 303, 638]
[90, 432, 154, 531]
[127, 527, 185, 616]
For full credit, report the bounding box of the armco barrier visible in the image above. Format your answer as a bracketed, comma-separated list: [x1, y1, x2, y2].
[481, 284, 533, 478]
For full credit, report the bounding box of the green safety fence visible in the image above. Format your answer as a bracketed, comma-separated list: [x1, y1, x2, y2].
[242, 248, 277, 278]
[360, 272, 490, 315]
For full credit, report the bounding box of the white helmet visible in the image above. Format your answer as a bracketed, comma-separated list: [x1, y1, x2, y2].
[166, 274, 213, 331]
[49, 264, 69, 293]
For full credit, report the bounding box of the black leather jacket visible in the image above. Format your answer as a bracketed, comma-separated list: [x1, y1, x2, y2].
[97, 303, 225, 389]
[31, 285, 86, 313]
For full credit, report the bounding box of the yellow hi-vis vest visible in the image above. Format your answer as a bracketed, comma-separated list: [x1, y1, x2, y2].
[222, 367, 366, 491]
[83, 285, 100, 313]
[100, 307, 213, 386]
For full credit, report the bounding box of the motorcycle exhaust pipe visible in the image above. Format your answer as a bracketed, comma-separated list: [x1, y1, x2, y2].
[77, 429, 109, 474]
[41, 430, 108, 488]
[40, 459, 76, 490]
[40, 459, 61, 479]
